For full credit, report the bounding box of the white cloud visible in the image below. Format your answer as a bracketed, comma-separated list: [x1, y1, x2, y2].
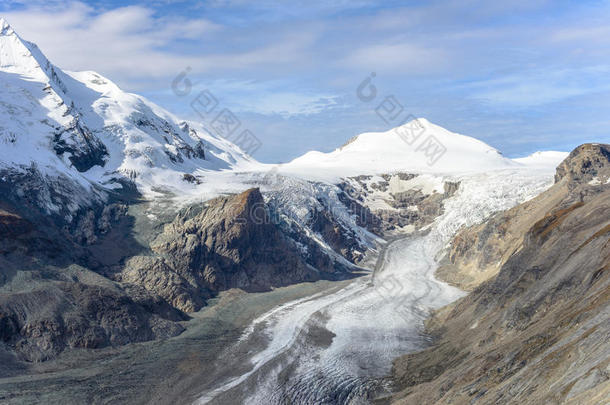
[551, 25, 610, 44]
[3, 3, 220, 79]
[464, 67, 610, 107]
[3, 0, 610, 126]
[174, 78, 341, 116]
[1, 1, 327, 91]
[343, 42, 447, 73]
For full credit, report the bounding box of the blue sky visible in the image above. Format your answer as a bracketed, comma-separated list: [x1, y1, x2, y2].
[2, 0, 610, 162]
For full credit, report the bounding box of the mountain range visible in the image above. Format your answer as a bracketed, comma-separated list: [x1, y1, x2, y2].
[0, 18, 607, 405]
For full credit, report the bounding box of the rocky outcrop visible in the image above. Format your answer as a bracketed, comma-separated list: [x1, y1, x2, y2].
[122, 188, 319, 312]
[0, 281, 185, 362]
[0, 174, 365, 362]
[390, 144, 610, 404]
[0, 204, 186, 362]
[555, 143, 610, 185]
[436, 143, 610, 291]
[52, 117, 109, 172]
[338, 174, 460, 236]
[309, 205, 364, 263]
[0, 166, 106, 223]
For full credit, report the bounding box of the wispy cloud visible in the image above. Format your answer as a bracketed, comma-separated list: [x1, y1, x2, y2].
[1, 0, 610, 161]
[343, 42, 447, 73]
[2, 2, 330, 86]
[3, 3, 220, 78]
[459, 66, 610, 107]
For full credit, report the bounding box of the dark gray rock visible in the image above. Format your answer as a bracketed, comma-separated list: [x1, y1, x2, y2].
[0, 282, 185, 362]
[52, 117, 108, 172]
[122, 188, 320, 312]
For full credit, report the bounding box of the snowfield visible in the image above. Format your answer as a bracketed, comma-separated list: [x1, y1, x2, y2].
[513, 150, 569, 170]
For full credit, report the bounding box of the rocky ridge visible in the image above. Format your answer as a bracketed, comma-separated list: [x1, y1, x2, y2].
[122, 188, 323, 313]
[389, 144, 610, 404]
[0, 178, 371, 361]
[338, 173, 460, 236]
[0, 200, 186, 363]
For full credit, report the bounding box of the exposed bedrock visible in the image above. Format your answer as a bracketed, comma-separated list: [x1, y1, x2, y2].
[122, 188, 322, 312]
[0, 170, 368, 362]
[338, 173, 460, 236]
[390, 144, 610, 405]
[0, 203, 185, 362]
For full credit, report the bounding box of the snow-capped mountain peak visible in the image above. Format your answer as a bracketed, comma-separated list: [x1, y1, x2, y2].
[0, 18, 52, 81]
[282, 117, 518, 181]
[0, 21, 258, 210]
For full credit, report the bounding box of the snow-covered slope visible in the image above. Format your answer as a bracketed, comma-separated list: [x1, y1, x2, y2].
[513, 151, 569, 170]
[282, 118, 518, 181]
[1, 17, 567, 216]
[0, 18, 257, 204]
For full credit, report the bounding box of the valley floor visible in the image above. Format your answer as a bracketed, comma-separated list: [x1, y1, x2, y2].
[0, 279, 349, 405]
[197, 234, 462, 405]
[0, 232, 454, 405]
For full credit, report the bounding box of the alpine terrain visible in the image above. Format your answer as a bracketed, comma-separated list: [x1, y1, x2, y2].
[0, 17, 607, 405]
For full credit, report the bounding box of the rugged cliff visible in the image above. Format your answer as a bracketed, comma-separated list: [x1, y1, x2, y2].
[122, 188, 321, 313]
[0, 199, 186, 363]
[390, 144, 610, 404]
[338, 173, 460, 236]
[0, 182, 363, 361]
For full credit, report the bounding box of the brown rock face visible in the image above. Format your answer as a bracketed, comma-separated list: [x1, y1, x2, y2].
[310, 206, 363, 263]
[0, 209, 32, 237]
[338, 174, 460, 237]
[438, 143, 610, 291]
[391, 143, 610, 405]
[123, 188, 318, 312]
[555, 143, 610, 184]
[1, 178, 362, 363]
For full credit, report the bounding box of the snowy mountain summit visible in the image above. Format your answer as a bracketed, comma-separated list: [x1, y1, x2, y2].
[0, 18, 565, 210]
[0, 18, 254, 208]
[283, 118, 521, 181]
